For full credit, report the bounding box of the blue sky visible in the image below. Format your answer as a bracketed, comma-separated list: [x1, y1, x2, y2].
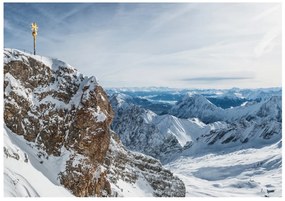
[4, 3, 282, 89]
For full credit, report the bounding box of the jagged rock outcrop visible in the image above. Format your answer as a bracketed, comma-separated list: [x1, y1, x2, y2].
[4, 49, 185, 197]
[110, 93, 184, 162]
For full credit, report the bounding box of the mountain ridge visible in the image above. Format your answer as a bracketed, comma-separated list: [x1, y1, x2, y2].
[3, 48, 185, 197]
[110, 89, 281, 163]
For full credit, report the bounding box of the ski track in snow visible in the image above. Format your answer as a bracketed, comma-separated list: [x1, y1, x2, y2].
[165, 141, 282, 197]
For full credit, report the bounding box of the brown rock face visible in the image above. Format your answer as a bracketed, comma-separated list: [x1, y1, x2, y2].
[4, 49, 113, 196]
[60, 157, 111, 196]
[4, 49, 185, 197]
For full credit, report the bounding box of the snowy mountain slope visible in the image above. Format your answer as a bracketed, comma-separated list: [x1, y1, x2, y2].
[110, 93, 183, 162]
[104, 131, 185, 197]
[170, 93, 281, 124]
[5, 125, 185, 197]
[169, 94, 224, 123]
[111, 92, 281, 164]
[153, 116, 207, 147]
[4, 126, 74, 197]
[110, 89, 282, 197]
[165, 141, 282, 197]
[4, 49, 185, 197]
[111, 93, 228, 162]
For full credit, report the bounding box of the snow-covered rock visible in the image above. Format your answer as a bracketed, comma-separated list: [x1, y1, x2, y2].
[110, 93, 183, 162]
[111, 91, 281, 163]
[170, 93, 281, 124]
[4, 48, 185, 197]
[169, 94, 224, 123]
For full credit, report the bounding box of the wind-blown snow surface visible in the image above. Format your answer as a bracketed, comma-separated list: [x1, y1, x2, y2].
[4, 126, 74, 197]
[165, 141, 282, 197]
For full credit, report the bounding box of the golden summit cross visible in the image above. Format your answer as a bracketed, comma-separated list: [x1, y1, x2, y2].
[31, 22, 38, 55]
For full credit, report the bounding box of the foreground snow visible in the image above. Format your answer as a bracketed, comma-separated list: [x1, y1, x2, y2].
[4, 125, 184, 197]
[4, 126, 74, 197]
[165, 141, 282, 197]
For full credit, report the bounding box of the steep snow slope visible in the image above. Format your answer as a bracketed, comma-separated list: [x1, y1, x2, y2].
[4, 49, 185, 197]
[153, 116, 207, 147]
[169, 94, 224, 123]
[5, 125, 185, 197]
[165, 141, 282, 197]
[4, 126, 74, 197]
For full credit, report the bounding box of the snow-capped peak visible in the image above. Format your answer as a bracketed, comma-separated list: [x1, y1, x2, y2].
[183, 93, 218, 107]
[170, 93, 223, 123]
[4, 48, 78, 72]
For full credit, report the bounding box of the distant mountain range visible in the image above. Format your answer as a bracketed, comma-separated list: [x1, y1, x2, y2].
[110, 91, 281, 162]
[109, 87, 282, 196]
[106, 87, 281, 114]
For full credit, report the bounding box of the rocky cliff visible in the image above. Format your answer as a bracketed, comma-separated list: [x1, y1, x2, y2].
[3, 49, 185, 197]
[110, 93, 184, 162]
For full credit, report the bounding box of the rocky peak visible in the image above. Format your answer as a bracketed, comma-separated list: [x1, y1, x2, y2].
[4, 49, 185, 197]
[257, 96, 281, 121]
[4, 49, 112, 158]
[170, 93, 223, 123]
